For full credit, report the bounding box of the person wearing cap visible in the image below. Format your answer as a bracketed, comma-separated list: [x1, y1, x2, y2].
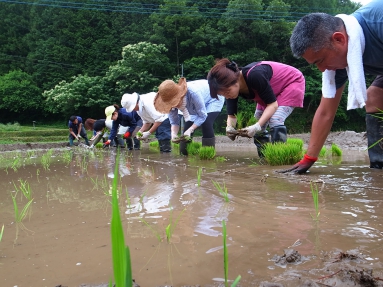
[121, 92, 172, 152]
[103, 104, 137, 148]
[154, 77, 225, 155]
[207, 58, 305, 158]
[126, 111, 142, 150]
[68, 115, 90, 146]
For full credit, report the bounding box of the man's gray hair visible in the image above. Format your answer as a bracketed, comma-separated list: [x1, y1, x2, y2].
[290, 13, 344, 58]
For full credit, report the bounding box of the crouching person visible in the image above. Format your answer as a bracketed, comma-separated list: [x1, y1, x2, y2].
[121, 92, 172, 152]
[68, 115, 90, 146]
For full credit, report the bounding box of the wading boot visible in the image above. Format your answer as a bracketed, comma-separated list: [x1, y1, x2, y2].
[159, 139, 172, 153]
[366, 113, 383, 169]
[253, 131, 270, 158]
[270, 125, 287, 143]
[133, 137, 140, 150]
[202, 137, 215, 148]
[179, 141, 188, 156]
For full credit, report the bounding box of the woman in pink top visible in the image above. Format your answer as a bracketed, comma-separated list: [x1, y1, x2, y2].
[207, 58, 305, 157]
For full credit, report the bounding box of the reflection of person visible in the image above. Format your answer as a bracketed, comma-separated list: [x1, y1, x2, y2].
[68, 115, 90, 146]
[103, 105, 137, 149]
[154, 78, 225, 155]
[285, 0, 383, 173]
[121, 92, 172, 153]
[207, 58, 304, 157]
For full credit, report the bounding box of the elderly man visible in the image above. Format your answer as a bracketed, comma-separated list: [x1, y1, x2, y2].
[285, 0, 383, 173]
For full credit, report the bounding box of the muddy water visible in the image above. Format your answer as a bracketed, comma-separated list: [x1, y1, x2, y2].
[0, 146, 382, 287]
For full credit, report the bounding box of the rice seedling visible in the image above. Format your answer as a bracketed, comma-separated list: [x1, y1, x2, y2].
[199, 146, 216, 160]
[110, 152, 133, 287]
[212, 180, 229, 202]
[41, 149, 53, 170]
[286, 138, 304, 150]
[10, 191, 34, 223]
[310, 181, 320, 221]
[263, 142, 303, 166]
[11, 157, 22, 172]
[233, 112, 244, 129]
[222, 220, 241, 287]
[26, 150, 36, 158]
[186, 141, 201, 156]
[80, 155, 89, 173]
[331, 143, 343, 156]
[0, 224, 4, 243]
[165, 207, 186, 243]
[139, 218, 162, 242]
[149, 141, 159, 148]
[61, 149, 73, 166]
[13, 179, 32, 201]
[197, 167, 202, 187]
[246, 116, 256, 127]
[95, 142, 103, 149]
[215, 156, 226, 162]
[318, 146, 328, 157]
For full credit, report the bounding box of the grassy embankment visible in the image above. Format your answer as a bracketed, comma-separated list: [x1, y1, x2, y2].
[0, 123, 92, 144]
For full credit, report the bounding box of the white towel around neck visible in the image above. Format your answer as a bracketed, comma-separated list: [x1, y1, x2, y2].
[322, 14, 367, 110]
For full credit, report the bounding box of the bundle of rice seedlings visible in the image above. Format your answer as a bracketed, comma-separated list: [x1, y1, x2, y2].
[331, 143, 342, 156]
[263, 142, 303, 166]
[186, 141, 202, 155]
[199, 146, 216, 160]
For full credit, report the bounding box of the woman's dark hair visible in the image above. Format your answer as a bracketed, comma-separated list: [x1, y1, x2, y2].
[113, 104, 120, 110]
[207, 58, 240, 99]
[69, 115, 77, 122]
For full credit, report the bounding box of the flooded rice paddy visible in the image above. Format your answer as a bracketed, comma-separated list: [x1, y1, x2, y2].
[0, 143, 383, 287]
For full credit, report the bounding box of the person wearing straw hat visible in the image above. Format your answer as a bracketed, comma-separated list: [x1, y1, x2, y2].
[68, 115, 90, 146]
[154, 77, 224, 155]
[121, 92, 172, 153]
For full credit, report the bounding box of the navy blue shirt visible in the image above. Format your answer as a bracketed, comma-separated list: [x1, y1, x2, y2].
[109, 108, 137, 140]
[68, 116, 83, 133]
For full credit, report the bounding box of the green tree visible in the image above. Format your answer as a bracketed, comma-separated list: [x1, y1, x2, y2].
[0, 70, 42, 122]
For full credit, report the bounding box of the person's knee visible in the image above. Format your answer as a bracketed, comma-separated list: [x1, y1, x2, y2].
[366, 86, 383, 113]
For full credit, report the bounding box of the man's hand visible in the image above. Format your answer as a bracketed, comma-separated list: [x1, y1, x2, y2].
[123, 131, 131, 139]
[242, 123, 261, 138]
[278, 154, 318, 174]
[103, 140, 111, 148]
[141, 131, 151, 140]
[226, 126, 237, 141]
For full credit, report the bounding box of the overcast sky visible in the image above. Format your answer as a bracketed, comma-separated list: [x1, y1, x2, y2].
[358, 0, 372, 5]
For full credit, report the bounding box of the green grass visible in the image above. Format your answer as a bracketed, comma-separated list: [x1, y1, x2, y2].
[0, 122, 93, 144]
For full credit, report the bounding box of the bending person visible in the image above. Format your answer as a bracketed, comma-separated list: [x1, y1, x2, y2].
[286, 0, 383, 173]
[121, 92, 172, 153]
[207, 58, 304, 157]
[68, 115, 90, 146]
[154, 78, 225, 155]
[103, 104, 137, 149]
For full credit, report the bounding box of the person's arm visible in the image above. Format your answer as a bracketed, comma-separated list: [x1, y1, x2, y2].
[77, 122, 82, 137]
[140, 123, 152, 133]
[69, 127, 77, 138]
[256, 101, 278, 127]
[148, 122, 162, 133]
[306, 85, 345, 157]
[279, 84, 345, 174]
